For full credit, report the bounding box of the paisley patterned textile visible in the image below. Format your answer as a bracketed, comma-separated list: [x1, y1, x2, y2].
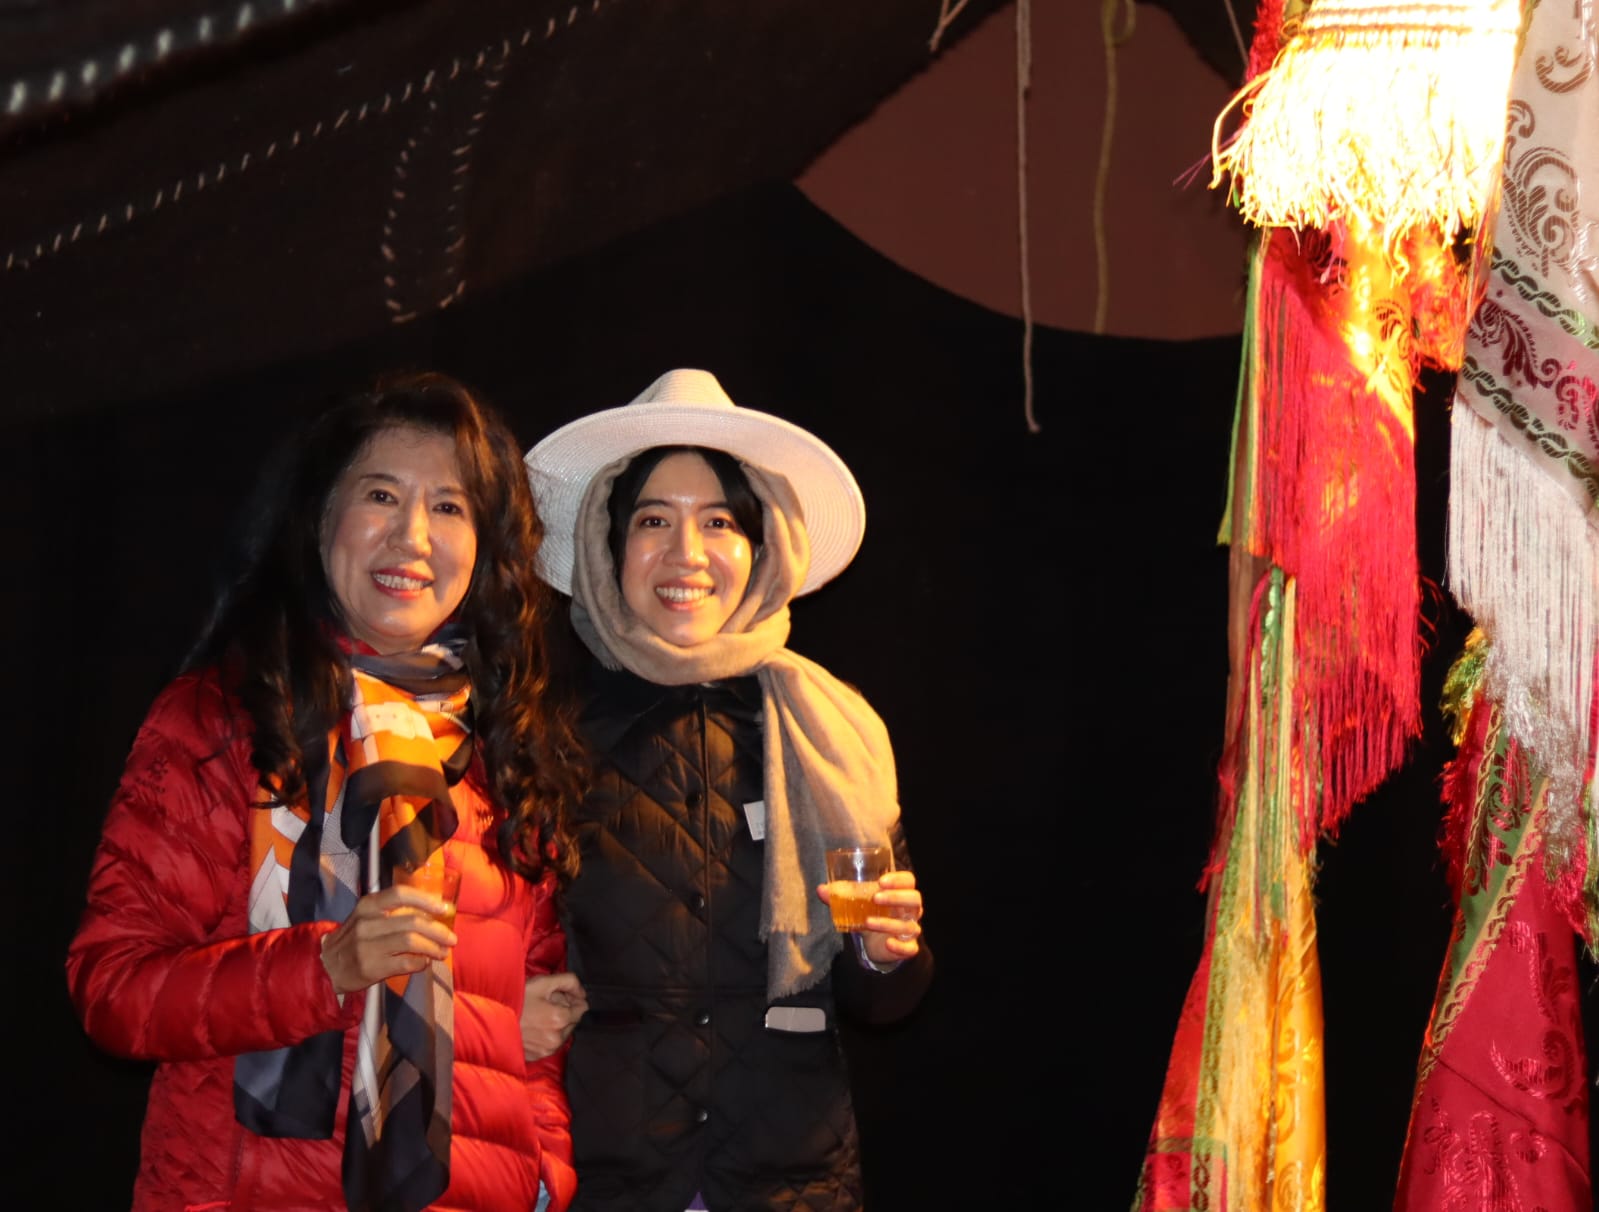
[1456, 0, 1599, 513]
[1447, 0, 1599, 890]
[1395, 640, 1592, 1212]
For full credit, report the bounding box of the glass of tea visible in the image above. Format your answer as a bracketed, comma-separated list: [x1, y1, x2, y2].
[394, 862, 461, 931]
[823, 845, 893, 932]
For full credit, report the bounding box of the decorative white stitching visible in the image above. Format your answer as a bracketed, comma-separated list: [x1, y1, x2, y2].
[5, 2, 606, 274]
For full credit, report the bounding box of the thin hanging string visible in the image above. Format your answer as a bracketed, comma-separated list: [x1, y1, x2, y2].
[1017, 0, 1040, 433]
[1221, 0, 1250, 70]
[928, 0, 973, 53]
[1095, 0, 1137, 335]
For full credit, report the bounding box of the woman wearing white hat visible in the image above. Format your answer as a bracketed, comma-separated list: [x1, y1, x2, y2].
[522, 368, 931, 1211]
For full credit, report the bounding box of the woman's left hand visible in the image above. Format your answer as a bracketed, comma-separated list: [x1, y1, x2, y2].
[818, 870, 924, 967]
[522, 971, 589, 1061]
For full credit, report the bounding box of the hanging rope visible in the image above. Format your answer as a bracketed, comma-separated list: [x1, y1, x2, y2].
[1016, 0, 1039, 433]
[928, 0, 973, 54]
[1094, 0, 1137, 335]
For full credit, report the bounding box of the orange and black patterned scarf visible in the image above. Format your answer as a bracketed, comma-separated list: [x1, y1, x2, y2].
[234, 634, 471, 1212]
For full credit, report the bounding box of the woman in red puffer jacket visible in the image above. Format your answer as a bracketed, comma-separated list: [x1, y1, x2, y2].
[67, 373, 586, 1212]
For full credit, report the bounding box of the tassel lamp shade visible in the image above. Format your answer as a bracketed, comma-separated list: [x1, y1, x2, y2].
[1213, 0, 1524, 245]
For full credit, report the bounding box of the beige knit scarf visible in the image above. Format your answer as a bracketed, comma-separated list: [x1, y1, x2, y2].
[571, 456, 900, 998]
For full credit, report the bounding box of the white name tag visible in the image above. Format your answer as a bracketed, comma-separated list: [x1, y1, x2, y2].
[743, 800, 766, 840]
[764, 1006, 826, 1033]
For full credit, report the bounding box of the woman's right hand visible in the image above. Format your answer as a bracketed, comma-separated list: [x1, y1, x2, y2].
[320, 885, 459, 996]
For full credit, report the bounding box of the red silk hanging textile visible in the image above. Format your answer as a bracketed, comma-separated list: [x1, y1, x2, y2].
[1394, 636, 1592, 1210]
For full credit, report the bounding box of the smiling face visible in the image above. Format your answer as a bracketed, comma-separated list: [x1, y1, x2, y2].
[618, 451, 755, 647]
[320, 425, 478, 654]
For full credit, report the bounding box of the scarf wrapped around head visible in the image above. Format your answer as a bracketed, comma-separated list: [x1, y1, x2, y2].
[571, 455, 900, 999]
[233, 636, 471, 1212]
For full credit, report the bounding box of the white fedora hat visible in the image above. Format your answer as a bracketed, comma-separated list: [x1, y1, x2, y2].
[525, 368, 865, 596]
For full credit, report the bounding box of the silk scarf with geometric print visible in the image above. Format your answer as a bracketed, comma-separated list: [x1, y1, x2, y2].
[233, 635, 471, 1212]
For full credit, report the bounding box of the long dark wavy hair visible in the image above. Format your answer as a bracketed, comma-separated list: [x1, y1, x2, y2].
[187, 371, 583, 882]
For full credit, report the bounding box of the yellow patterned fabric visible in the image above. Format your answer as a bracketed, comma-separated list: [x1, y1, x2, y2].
[1134, 569, 1327, 1211]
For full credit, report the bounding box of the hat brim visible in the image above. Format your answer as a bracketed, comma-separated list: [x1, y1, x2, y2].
[525, 398, 865, 597]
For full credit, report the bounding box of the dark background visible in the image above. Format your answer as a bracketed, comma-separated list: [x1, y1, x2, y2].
[5, 1, 1592, 1208]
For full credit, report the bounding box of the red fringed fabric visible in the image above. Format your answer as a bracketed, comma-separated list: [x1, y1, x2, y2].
[1245, 228, 1422, 836]
[1246, 0, 1287, 81]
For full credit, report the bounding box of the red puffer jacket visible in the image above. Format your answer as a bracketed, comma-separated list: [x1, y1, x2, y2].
[66, 673, 576, 1212]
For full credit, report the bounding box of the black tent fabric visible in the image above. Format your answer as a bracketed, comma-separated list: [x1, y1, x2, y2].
[2, 0, 1014, 420]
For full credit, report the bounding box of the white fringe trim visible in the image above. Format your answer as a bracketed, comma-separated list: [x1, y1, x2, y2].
[1212, 0, 1520, 242]
[1448, 405, 1598, 868]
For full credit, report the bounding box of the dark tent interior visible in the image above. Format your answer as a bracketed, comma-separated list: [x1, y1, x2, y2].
[6, 1, 1592, 1207]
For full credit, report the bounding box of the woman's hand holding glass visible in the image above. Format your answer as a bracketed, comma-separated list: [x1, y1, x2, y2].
[817, 869, 924, 967]
[319, 884, 459, 996]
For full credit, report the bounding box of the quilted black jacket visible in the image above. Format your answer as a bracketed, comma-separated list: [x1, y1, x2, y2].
[561, 664, 932, 1212]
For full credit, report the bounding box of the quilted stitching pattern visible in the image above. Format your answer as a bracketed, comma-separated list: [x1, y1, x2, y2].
[563, 670, 862, 1211]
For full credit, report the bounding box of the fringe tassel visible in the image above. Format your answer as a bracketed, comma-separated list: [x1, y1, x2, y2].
[1213, 0, 1521, 245]
[1245, 0, 1288, 81]
[1448, 406, 1599, 930]
[1249, 229, 1423, 833]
